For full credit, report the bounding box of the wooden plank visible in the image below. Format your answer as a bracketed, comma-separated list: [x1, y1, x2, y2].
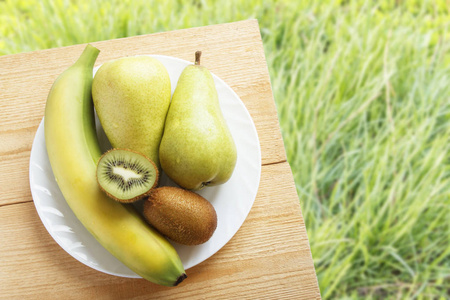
[0, 20, 286, 205]
[0, 162, 319, 299]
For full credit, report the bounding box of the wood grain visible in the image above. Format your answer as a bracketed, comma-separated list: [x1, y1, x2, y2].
[0, 20, 320, 299]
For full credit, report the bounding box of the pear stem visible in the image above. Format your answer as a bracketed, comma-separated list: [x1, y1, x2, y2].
[195, 51, 202, 65]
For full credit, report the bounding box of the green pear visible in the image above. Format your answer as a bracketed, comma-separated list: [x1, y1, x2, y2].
[92, 56, 171, 168]
[159, 51, 237, 190]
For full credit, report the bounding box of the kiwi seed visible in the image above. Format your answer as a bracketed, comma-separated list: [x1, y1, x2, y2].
[96, 148, 159, 203]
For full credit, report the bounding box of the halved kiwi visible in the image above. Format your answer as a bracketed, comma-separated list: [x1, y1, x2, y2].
[96, 148, 159, 203]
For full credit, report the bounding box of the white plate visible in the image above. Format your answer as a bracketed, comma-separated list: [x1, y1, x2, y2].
[29, 55, 261, 278]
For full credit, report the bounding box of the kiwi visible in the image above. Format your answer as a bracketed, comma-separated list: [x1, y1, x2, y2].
[143, 187, 217, 245]
[96, 148, 159, 203]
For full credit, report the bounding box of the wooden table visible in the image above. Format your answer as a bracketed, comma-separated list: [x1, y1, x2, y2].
[0, 20, 320, 299]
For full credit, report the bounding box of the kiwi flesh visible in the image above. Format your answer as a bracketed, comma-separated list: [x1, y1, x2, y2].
[96, 148, 159, 203]
[143, 186, 217, 245]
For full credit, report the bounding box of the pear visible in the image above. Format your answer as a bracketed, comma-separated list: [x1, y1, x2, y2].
[159, 51, 237, 190]
[92, 56, 171, 168]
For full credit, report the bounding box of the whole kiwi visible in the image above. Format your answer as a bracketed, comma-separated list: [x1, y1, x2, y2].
[143, 186, 217, 245]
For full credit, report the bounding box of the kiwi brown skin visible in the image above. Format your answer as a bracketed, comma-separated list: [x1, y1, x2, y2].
[96, 148, 159, 203]
[143, 186, 217, 245]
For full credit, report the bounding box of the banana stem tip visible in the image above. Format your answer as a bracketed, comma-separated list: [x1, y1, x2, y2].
[174, 273, 187, 286]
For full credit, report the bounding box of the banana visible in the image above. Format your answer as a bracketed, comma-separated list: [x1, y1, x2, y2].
[44, 44, 186, 286]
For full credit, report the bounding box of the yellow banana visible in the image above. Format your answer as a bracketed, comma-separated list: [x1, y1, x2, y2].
[44, 44, 186, 286]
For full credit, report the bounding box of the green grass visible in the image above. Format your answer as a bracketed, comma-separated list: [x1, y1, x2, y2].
[2, 0, 449, 298]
